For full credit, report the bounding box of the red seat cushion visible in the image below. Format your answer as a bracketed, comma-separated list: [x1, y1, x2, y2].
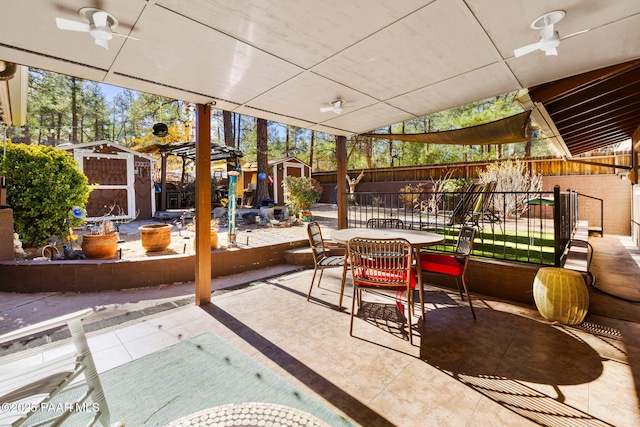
[420, 253, 463, 276]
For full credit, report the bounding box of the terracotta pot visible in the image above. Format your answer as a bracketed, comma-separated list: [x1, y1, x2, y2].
[139, 223, 172, 252]
[193, 230, 219, 251]
[210, 229, 219, 249]
[81, 232, 118, 259]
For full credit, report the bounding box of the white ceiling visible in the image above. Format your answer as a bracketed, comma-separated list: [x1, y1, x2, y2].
[1, 0, 640, 136]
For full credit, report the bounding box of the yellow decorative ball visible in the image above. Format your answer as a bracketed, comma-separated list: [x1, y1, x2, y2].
[533, 267, 589, 325]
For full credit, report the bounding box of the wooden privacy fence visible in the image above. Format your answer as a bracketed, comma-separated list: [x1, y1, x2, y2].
[313, 152, 632, 187]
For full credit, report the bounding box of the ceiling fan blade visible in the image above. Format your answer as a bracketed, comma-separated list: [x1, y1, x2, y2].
[545, 48, 558, 56]
[95, 38, 109, 49]
[93, 11, 109, 27]
[560, 29, 589, 40]
[55, 17, 91, 32]
[320, 107, 334, 113]
[514, 42, 541, 58]
[111, 33, 140, 41]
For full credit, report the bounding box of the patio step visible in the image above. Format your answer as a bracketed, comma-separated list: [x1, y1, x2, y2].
[284, 247, 314, 266]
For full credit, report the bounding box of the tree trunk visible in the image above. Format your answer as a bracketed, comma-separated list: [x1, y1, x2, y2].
[285, 125, 290, 157]
[235, 114, 241, 148]
[254, 118, 269, 208]
[80, 117, 85, 143]
[388, 125, 394, 167]
[309, 130, 315, 169]
[223, 110, 234, 147]
[56, 112, 62, 143]
[70, 77, 78, 143]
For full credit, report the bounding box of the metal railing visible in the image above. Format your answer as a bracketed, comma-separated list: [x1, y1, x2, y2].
[577, 192, 604, 236]
[345, 187, 584, 266]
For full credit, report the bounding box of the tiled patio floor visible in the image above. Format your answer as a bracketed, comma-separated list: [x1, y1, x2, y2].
[3, 265, 640, 426]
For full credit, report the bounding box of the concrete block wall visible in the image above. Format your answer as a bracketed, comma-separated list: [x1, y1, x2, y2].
[0, 239, 308, 293]
[543, 175, 632, 236]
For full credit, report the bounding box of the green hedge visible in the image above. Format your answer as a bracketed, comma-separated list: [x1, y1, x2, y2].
[1, 142, 90, 247]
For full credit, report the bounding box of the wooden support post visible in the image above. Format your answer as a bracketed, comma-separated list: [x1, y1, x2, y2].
[195, 103, 212, 306]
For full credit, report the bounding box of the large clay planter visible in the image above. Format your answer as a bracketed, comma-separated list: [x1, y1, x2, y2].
[81, 232, 118, 259]
[210, 230, 219, 249]
[194, 230, 219, 251]
[139, 223, 172, 252]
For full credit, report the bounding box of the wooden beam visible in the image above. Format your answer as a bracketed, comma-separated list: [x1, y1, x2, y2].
[529, 59, 640, 104]
[195, 103, 211, 306]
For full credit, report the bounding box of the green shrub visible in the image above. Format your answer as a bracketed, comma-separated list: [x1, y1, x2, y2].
[283, 176, 322, 215]
[0, 142, 91, 247]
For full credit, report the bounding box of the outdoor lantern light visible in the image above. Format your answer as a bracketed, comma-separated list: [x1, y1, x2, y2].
[152, 122, 169, 137]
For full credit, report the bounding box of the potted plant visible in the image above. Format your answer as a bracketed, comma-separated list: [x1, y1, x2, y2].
[80, 202, 137, 259]
[283, 176, 323, 218]
[187, 217, 220, 249]
[139, 223, 173, 252]
[209, 218, 220, 249]
[81, 218, 119, 259]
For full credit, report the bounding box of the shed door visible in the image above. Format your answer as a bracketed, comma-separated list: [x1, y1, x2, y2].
[75, 149, 135, 221]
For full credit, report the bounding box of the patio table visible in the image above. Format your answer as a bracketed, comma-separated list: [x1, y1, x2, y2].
[331, 228, 444, 312]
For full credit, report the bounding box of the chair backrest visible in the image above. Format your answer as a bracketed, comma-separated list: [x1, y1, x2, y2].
[307, 221, 329, 263]
[449, 184, 483, 224]
[366, 218, 404, 229]
[348, 237, 413, 288]
[473, 181, 496, 214]
[455, 226, 477, 257]
[0, 309, 114, 426]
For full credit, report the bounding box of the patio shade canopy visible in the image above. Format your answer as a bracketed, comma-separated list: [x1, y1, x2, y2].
[135, 142, 243, 162]
[360, 111, 531, 145]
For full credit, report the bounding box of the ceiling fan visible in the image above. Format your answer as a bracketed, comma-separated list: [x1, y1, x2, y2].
[320, 99, 346, 115]
[514, 10, 589, 58]
[55, 7, 138, 50]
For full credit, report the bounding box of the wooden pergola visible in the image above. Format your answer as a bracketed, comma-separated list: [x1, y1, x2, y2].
[136, 141, 243, 212]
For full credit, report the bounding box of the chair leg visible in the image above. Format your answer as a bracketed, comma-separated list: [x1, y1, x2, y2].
[455, 276, 465, 300]
[460, 276, 476, 320]
[317, 267, 325, 288]
[307, 266, 319, 301]
[350, 285, 358, 336]
[338, 261, 348, 309]
[406, 289, 413, 345]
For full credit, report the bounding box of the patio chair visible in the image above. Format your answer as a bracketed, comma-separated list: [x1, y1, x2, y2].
[419, 226, 477, 319]
[420, 183, 483, 230]
[470, 181, 500, 228]
[0, 308, 120, 427]
[445, 183, 484, 225]
[348, 237, 418, 344]
[366, 218, 404, 229]
[306, 221, 347, 301]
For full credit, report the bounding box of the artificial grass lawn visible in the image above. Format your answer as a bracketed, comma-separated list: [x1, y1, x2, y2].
[425, 227, 555, 265]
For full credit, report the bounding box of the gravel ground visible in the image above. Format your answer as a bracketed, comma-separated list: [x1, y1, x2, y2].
[15, 204, 338, 261]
